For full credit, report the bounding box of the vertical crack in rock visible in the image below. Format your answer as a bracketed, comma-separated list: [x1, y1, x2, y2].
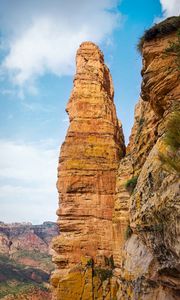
[51, 42, 125, 299]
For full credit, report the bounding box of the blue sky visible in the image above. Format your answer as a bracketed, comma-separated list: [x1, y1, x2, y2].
[0, 0, 179, 224]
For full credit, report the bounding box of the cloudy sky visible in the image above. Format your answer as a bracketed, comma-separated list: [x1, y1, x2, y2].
[0, 0, 179, 224]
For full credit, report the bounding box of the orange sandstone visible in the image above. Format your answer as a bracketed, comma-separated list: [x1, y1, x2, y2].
[51, 42, 125, 298]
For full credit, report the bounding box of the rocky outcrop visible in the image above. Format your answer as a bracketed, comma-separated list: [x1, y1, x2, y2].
[114, 17, 180, 299]
[51, 16, 180, 300]
[51, 41, 125, 299]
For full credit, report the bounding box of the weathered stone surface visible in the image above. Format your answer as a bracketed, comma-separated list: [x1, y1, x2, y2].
[51, 17, 180, 300]
[126, 98, 159, 175]
[114, 22, 180, 300]
[116, 138, 180, 299]
[112, 97, 160, 273]
[112, 155, 133, 270]
[141, 33, 180, 117]
[51, 42, 125, 298]
[54, 257, 115, 300]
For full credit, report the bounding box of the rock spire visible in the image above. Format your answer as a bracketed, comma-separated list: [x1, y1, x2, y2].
[51, 42, 125, 299]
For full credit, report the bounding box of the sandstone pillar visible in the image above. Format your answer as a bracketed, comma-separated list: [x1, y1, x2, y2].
[51, 42, 125, 299]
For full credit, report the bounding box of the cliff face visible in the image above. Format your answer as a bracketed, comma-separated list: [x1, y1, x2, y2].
[114, 19, 180, 299]
[51, 17, 180, 300]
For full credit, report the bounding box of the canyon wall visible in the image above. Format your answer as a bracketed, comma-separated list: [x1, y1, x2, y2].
[51, 16, 180, 300]
[0, 222, 58, 299]
[0, 221, 58, 258]
[113, 17, 180, 299]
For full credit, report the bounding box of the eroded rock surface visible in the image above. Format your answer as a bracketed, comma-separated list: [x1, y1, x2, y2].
[114, 18, 180, 299]
[51, 42, 125, 299]
[51, 17, 180, 300]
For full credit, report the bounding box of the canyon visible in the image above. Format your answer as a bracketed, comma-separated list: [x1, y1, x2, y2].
[51, 16, 180, 300]
[0, 221, 58, 299]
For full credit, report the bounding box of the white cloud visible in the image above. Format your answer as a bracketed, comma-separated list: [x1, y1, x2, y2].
[160, 0, 180, 18]
[0, 0, 121, 91]
[0, 139, 60, 223]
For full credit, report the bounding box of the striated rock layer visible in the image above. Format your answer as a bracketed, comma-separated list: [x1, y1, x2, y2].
[51, 42, 125, 299]
[113, 17, 180, 299]
[51, 17, 180, 300]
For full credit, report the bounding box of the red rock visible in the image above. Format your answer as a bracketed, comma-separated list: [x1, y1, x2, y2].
[51, 42, 125, 296]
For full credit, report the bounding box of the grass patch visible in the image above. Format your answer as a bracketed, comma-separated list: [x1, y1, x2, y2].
[125, 176, 138, 194]
[137, 16, 180, 53]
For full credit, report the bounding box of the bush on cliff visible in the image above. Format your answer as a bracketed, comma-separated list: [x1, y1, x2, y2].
[137, 16, 180, 53]
[125, 223, 133, 240]
[94, 268, 112, 282]
[125, 176, 138, 194]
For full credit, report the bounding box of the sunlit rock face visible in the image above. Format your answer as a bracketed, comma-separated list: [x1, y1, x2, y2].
[51, 17, 180, 300]
[114, 18, 180, 299]
[141, 33, 180, 117]
[51, 41, 125, 299]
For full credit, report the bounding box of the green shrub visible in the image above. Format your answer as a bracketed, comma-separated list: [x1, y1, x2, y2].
[86, 258, 93, 267]
[125, 176, 138, 194]
[94, 268, 112, 282]
[125, 224, 133, 240]
[137, 16, 180, 53]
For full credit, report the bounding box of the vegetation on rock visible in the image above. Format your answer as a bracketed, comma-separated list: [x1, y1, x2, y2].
[51, 19, 180, 300]
[137, 16, 180, 53]
[125, 223, 133, 240]
[125, 176, 138, 194]
[94, 267, 112, 282]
